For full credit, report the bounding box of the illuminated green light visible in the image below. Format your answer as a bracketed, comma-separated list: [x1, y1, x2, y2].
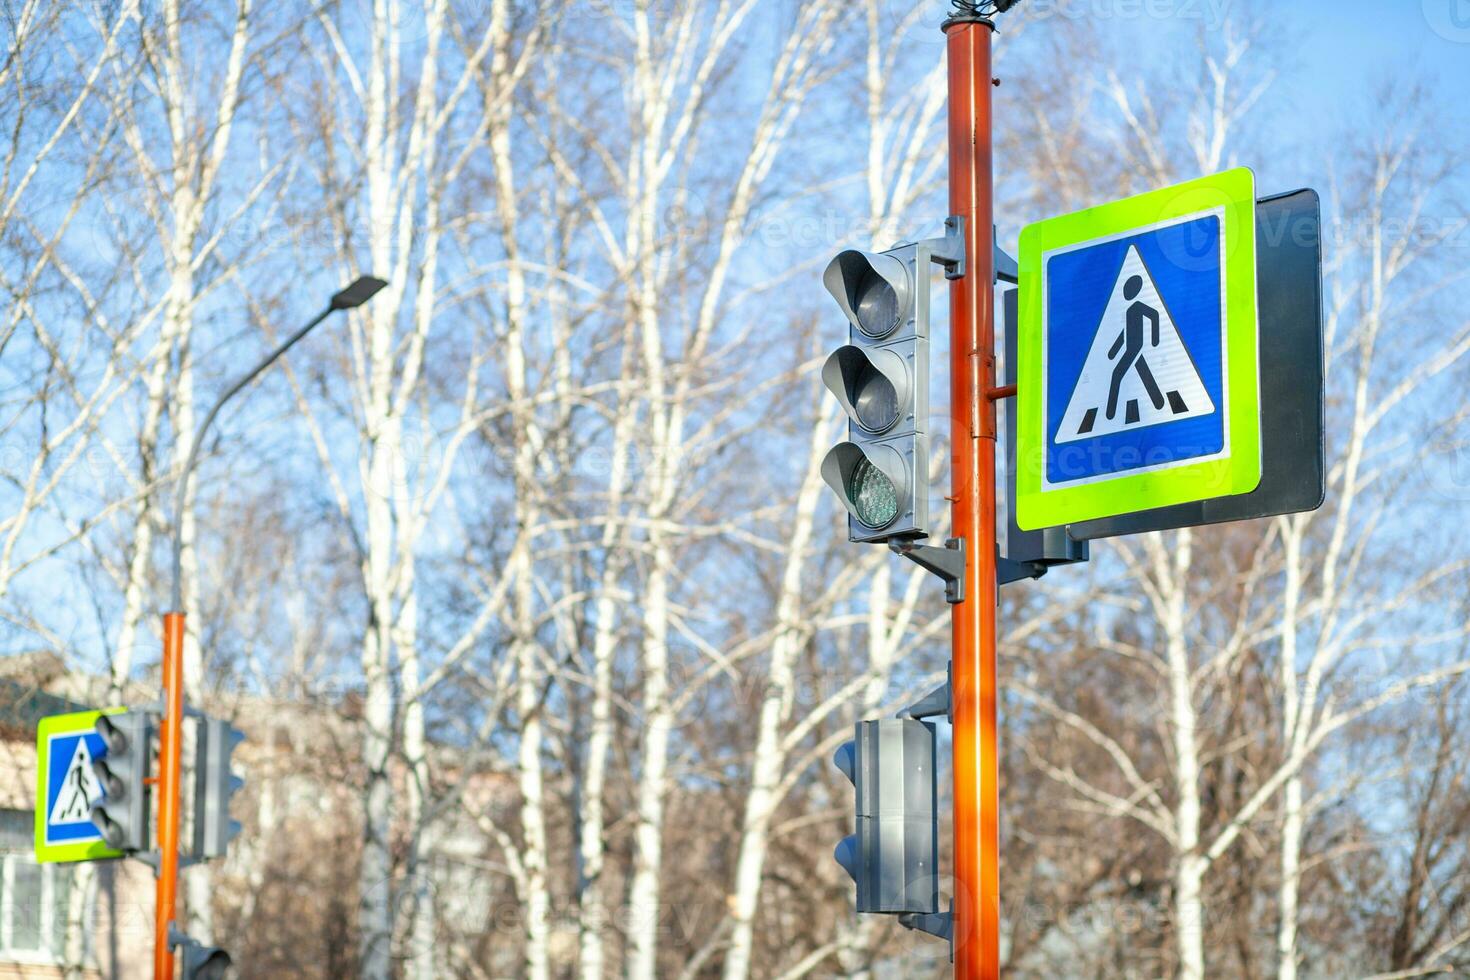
[851, 458, 899, 528]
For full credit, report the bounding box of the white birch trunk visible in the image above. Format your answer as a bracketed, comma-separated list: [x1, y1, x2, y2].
[576, 353, 636, 980]
[486, 19, 553, 963]
[358, 421, 398, 980]
[356, 4, 405, 972]
[1276, 518, 1304, 980]
[624, 14, 677, 965]
[175, 279, 218, 945]
[514, 568, 552, 980]
[1161, 530, 1205, 980]
[503, 241, 552, 980]
[721, 404, 830, 980]
[398, 586, 437, 980]
[626, 543, 674, 980]
[1276, 775, 1303, 980]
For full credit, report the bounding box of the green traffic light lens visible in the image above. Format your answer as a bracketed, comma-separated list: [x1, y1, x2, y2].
[850, 457, 899, 528]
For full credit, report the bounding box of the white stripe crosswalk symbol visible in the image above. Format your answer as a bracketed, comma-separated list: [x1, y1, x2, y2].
[1056, 244, 1214, 443]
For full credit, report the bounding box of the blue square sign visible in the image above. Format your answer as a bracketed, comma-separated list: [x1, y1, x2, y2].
[1043, 212, 1226, 487]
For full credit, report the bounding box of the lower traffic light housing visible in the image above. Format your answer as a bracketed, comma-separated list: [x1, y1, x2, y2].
[833, 718, 939, 914]
[182, 943, 232, 980]
[172, 927, 233, 980]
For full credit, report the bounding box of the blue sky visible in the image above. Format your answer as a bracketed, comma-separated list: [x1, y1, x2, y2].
[1049, 0, 1470, 194]
[1285, 0, 1470, 116]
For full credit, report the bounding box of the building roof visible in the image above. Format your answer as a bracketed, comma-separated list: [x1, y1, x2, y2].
[0, 677, 92, 741]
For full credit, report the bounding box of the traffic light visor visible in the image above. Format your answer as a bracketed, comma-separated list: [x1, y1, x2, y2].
[834, 836, 860, 881]
[95, 715, 127, 755]
[822, 443, 907, 530]
[822, 346, 909, 435]
[193, 949, 232, 980]
[823, 250, 911, 340]
[833, 742, 856, 783]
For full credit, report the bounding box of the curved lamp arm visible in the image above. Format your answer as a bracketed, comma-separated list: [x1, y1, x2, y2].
[168, 275, 386, 612]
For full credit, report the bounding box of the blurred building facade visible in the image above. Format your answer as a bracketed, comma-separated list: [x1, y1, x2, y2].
[0, 653, 518, 980]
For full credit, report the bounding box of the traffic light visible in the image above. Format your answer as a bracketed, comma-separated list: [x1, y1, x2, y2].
[193, 717, 245, 859]
[90, 711, 152, 852]
[833, 718, 939, 914]
[173, 929, 233, 979]
[820, 246, 930, 542]
[820, 222, 961, 544]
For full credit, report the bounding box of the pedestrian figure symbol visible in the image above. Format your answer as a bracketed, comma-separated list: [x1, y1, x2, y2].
[47, 736, 102, 825]
[1105, 274, 1171, 423]
[1056, 245, 1214, 443]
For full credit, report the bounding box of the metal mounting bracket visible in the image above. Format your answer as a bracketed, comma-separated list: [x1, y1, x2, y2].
[890, 537, 965, 604]
[916, 215, 966, 280]
[997, 546, 1048, 586]
[900, 669, 952, 723]
[994, 226, 1018, 284]
[899, 905, 955, 961]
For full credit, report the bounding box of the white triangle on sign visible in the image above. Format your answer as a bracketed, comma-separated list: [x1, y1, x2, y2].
[48, 737, 103, 825]
[1056, 244, 1215, 444]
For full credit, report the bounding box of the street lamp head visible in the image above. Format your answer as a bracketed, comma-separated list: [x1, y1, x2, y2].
[330, 275, 389, 310]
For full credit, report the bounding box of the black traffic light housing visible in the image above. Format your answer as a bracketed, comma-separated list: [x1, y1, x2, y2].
[90, 711, 153, 853]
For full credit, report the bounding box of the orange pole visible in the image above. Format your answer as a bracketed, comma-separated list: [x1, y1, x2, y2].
[155, 611, 185, 980]
[945, 16, 1000, 980]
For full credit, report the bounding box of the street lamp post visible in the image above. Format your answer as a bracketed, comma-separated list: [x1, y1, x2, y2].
[153, 275, 386, 980]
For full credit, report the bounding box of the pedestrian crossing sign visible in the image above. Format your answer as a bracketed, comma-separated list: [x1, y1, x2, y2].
[1015, 168, 1262, 529]
[34, 709, 125, 863]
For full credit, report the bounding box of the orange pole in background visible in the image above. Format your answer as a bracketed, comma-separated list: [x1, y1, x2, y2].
[155, 611, 185, 980]
[945, 15, 1000, 980]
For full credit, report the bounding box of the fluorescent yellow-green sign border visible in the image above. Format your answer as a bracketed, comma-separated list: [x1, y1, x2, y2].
[34, 708, 125, 863]
[1016, 167, 1261, 530]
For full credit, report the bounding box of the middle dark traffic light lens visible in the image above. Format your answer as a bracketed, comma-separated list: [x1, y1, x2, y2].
[853, 363, 899, 432]
[95, 763, 125, 801]
[851, 458, 899, 528]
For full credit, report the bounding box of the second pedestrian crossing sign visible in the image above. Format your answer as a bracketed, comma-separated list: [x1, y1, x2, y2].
[1015, 168, 1262, 529]
[34, 708, 124, 863]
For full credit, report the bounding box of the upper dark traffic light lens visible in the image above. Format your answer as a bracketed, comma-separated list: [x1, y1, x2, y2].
[853, 363, 899, 432]
[853, 269, 900, 338]
[96, 717, 127, 755]
[850, 458, 899, 528]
